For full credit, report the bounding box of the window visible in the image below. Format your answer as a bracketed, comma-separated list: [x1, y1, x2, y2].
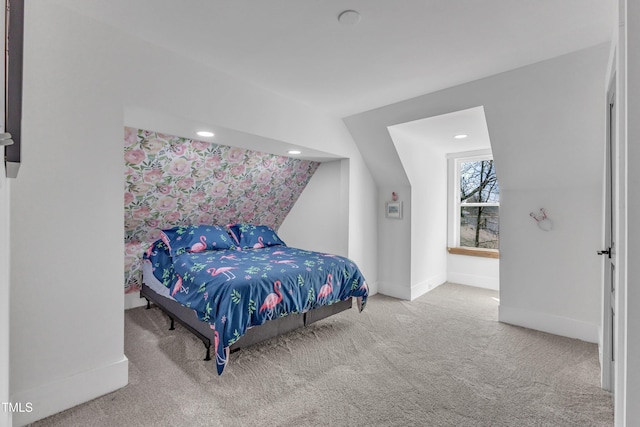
[448, 151, 499, 255]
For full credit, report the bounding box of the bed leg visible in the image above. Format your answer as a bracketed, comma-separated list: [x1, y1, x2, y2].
[145, 299, 151, 309]
[169, 317, 175, 330]
[204, 344, 211, 361]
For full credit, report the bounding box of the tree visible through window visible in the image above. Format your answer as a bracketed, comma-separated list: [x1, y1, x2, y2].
[459, 159, 499, 249]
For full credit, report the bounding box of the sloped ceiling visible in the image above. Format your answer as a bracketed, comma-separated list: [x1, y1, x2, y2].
[54, 0, 613, 118]
[54, 1, 614, 189]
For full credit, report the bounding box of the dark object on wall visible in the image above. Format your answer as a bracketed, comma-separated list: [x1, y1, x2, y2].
[4, 0, 24, 178]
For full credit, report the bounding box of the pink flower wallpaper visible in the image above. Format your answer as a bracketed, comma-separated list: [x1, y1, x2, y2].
[124, 127, 320, 293]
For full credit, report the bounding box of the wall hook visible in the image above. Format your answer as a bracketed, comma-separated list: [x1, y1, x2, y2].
[530, 208, 553, 231]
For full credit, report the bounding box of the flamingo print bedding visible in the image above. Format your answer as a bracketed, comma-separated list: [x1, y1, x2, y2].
[144, 240, 369, 375]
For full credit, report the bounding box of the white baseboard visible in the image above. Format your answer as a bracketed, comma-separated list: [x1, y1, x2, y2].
[1, 410, 10, 427]
[499, 305, 598, 343]
[125, 291, 147, 310]
[11, 356, 128, 426]
[365, 281, 379, 297]
[597, 325, 604, 387]
[377, 281, 411, 300]
[411, 273, 447, 300]
[376, 275, 447, 301]
[447, 272, 499, 291]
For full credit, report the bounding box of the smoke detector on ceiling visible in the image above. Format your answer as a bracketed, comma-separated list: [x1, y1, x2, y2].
[338, 10, 361, 25]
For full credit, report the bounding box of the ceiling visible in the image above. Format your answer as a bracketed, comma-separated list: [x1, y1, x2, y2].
[55, 0, 613, 118]
[388, 106, 491, 155]
[125, 105, 342, 162]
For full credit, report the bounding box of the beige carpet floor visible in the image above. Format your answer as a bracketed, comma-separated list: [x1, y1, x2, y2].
[32, 283, 613, 426]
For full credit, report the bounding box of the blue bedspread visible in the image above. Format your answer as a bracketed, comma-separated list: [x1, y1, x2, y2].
[145, 242, 368, 374]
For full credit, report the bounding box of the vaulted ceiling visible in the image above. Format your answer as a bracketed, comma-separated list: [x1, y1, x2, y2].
[55, 0, 613, 118]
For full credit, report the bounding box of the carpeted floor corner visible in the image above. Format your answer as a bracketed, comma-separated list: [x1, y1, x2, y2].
[32, 283, 613, 426]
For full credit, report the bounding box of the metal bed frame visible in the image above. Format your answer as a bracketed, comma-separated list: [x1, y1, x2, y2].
[140, 283, 352, 360]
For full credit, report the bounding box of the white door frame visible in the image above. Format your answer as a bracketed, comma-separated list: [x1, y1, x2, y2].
[601, 73, 616, 392]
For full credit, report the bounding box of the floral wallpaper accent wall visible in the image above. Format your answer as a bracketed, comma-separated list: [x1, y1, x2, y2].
[124, 126, 320, 293]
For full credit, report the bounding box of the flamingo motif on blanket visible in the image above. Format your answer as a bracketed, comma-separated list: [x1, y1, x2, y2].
[209, 324, 227, 365]
[317, 273, 333, 303]
[270, 259, 299, 268]
[359, 281, 369, 293]
[206, 267, 237, 281]
[259, 280, 283, 319]
[171, 274, 183, 297]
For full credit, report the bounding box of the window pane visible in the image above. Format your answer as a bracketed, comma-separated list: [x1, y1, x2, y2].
[460, 160, 499, 203]
[460, 206, 499, 249]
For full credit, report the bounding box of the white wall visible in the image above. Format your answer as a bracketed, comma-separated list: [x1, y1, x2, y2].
[376, 185, 412, 299]
[346, 44, 609, 343]
[388, 128, 448, 299]
[447, 254, 499, 290]
[1, 173, 11, 427]
[607, 20, 626, 421]
[11, 4, 378, 424]
[0, 7, 10, 426]
[279, 160, 349, 257]
[347, 158, 379, 296]
[10, 5, 129, 425]
[623, 0, 640, 423]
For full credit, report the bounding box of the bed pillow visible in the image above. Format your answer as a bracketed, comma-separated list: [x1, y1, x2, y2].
[160, 225, 237, 256]
[143, 239, 174, 285]
[227, 224, 287, 249]
[144, 239, 172, 264]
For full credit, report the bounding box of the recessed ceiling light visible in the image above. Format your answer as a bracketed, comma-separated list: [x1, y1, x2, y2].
[197, 131, 214, 137]
[288, 150, 301, 155]
[454, 134, 468, 139]
[338, 10, 361, 25]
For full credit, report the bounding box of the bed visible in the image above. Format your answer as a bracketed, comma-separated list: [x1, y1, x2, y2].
[140, 224, 369, 375]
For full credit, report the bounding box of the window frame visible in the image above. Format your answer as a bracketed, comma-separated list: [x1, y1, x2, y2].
[447, 149, 500, 256]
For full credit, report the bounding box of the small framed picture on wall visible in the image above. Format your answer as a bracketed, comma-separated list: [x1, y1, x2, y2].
[385, 201, 402, 219]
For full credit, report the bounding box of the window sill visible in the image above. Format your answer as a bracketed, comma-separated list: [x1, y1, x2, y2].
[447, 247, 500, 259]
